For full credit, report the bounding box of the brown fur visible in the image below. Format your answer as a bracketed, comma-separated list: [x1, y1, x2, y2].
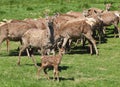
[84, 9, 120, 38]
[37, 48, 65, 81]
[0, 20, 37, 55]
[66, 11, 86, 19]
[0, 18, 47, 53]
[54, 19, 98, 55]
[0, 20, 35, 42]
[83, 8, 103, 17]
[105, 3, 112, 11]
[18, 18, 54, 67]
[24, 18, 47, 29]
[53, 13, 78, 30]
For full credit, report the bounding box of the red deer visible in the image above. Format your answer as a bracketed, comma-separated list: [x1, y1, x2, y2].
[105, 3, 112, 11]
[37, 47, 65, 81]
[0, 19, 12, 52]
[18, 18, 54, 67]
[66, 11, 104, 44]
[53, 18, 99, 55]
[66, 11, 86, 19]
[47, 13, 80, 52]
[83, 8, 103, 17]
[0, 20, 36, 51]
[0, 18, 49, 56]
[83, 9, 120, 38]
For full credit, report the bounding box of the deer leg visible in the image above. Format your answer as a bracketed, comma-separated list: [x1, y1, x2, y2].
[103, 27, 106, 35]
[84, 33, 98, 55]
[17, 45, 27, 65]
[6, 39, 9, 53]
[114, 26, 118, 38]
[53, 65, 59, 81]
[56, 69, 59, 81]
[54, 65, 59, 82]
[31, 54, 38, 68]
[75, 39, 80, 46]
[98, 28, 102, 44]
[62, 38, 69, 48]
[37, 66, 43, 80]
[41, 47, 47, 56]
[66, 39, 72, 52]
[0, 36, 6, 51]
[115, 25, 120, 38]
[113, 23, 119, 38]
[26, 48, 31, 58]
[43, 67, 50, 80]
[118, 27, 120, 38]
[53, 67, 56, 81]
[20, 40, 31, 58]
[62, 38, 69, 53]
[88, 41, 93, 55]
[82, 37, 86, 47]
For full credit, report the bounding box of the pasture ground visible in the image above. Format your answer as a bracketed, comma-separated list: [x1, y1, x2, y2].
[0, 32, 120, 87]
[0, 0, 120, 87]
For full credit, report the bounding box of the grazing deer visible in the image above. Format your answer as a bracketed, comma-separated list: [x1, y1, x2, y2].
[53, 17, 99, 55]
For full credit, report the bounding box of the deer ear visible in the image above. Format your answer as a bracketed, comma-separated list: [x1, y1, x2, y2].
[88, 9, 91, 12]
[101, 10, 104, 13]
[94, 10, 97, 14]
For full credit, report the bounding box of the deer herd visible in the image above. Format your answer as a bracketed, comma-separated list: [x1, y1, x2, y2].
[0, 3, 120, 81]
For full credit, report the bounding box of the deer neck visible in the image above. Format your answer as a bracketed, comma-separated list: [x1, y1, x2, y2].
[56, 53, 63, 64]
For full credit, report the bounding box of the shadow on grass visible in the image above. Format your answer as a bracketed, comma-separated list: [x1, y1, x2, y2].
[67, 44, 101, 55]
[105, 27, 119, 38]
[8, 49, 40, 56]
[38, 77, 74, 81]
[59, 77, 74, 81]
[67, 46, 90, 55]
[34, 64, 73, 81]
[25, 63, 69, 72]
[49, 77, 74, 81]
[59, 66, 69, 72]
[44, 65, 69, 72]
[8, 49, 26, 56]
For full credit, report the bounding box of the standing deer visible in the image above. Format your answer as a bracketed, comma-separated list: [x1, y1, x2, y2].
[83, 9, 120, 38]
[53, 18, 99, 55]
[37, 47, 65, 81]
[0, 20, 36, 52]
[17, 17, 54, 67]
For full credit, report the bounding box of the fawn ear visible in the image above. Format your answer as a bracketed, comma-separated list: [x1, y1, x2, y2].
[94, 10, 97, 14]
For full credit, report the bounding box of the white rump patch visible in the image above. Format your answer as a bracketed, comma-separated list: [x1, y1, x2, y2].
[114, 12, 120, 17]
[86, 18, 96, 26]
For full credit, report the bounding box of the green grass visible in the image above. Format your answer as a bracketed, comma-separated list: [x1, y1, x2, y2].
[0, 0, 120, 87]
[0, 0, 120, 20]
[0, 37, 120, 87]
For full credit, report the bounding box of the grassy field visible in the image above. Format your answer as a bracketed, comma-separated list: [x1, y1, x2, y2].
[0, 0, 120, 87]
[0, 36, 120, 87]
[0, 0, 120, 20]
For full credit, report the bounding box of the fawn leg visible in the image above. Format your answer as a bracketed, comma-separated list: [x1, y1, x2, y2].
[37, 66, 43, 80]
[44, 68, 50, 80]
